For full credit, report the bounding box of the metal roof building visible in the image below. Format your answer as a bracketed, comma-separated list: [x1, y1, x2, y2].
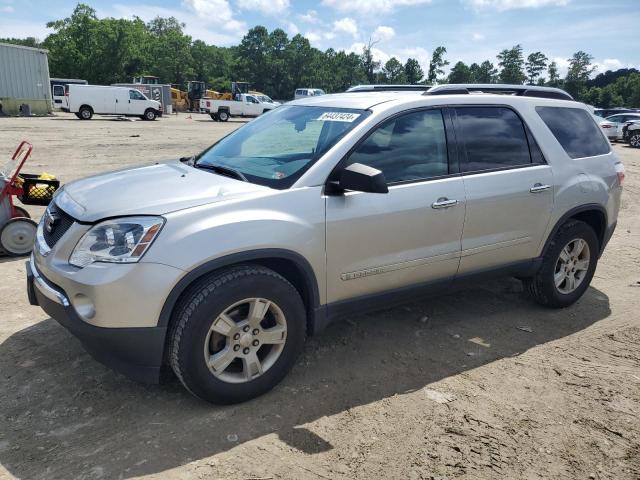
[0, 42, 52, 116]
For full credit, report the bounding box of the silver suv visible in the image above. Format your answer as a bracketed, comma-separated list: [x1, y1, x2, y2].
[27, 84, 624, 404]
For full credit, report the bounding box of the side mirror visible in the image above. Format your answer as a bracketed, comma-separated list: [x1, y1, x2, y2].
[338, 163, 388, 194]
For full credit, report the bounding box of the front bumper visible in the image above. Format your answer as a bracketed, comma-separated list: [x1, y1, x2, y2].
[27, 259, 167, 383]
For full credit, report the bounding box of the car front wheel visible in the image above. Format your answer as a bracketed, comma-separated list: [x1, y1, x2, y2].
[525, 220, 598, 308]
[142, 109, 157, 121]
[629, 132, 640, 148]
[169, 265, 306, 404]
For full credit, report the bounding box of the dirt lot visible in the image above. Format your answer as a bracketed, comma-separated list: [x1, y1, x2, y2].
[0, 112, 638, 480]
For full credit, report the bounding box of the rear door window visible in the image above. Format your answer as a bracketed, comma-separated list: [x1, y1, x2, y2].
[455, 107, 532, 172]
[537, 106, 610, 159]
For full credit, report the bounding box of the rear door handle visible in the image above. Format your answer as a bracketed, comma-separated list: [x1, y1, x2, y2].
[432, 198, 458, 209]
[530, 183, 551, 193]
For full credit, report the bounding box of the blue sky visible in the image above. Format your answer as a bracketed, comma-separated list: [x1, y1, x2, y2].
[1, 0, 638, 76]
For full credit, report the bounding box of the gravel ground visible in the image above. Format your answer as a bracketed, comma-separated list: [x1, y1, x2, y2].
[0, 112, 638, 480]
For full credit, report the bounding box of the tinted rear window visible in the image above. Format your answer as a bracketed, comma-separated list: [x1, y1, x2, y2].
[536, 106, 610, 159]
[455, 107, 532, 172]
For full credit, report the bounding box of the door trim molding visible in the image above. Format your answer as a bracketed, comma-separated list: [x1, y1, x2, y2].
[340, 250, 458, 281]
[460, 236, 531, 258]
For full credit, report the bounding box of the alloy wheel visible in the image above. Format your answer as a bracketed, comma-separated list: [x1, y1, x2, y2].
[203, 298, 287, 383]
[554, 238, 590, 294]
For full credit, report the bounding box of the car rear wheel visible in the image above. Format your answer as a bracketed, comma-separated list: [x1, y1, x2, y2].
[79, 106, 93, 120]
[218, 110, 229, 122]
[169, 265, 306, 404]
[524, 220, 598, 308]
[629, 132, 640, 148]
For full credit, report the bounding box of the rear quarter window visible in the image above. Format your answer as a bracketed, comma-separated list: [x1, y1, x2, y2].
[536, 106, 610, 159]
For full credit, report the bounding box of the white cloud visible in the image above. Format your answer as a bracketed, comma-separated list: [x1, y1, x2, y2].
[322, 0, 432, 15]
[398, 47, 431, 71]
[237, 0, 289, 15]
[284, 21, 299, 35]
[373, 25, 395, 42]
[181, 0, 245, 31]
[472, 32, 485, 40]
[593, 58, 639, 75]
[109, 3, 244, 45]
[0, 18, 50, 39]
[305, 31, 322, 43]
[551, 56, 570, 77]
[333, 17, 358, 38]
[1, 5, 14, 13]
[348, 42, 392, 65]
[465, 0, 569, 11]
[298, 10, 320, 24]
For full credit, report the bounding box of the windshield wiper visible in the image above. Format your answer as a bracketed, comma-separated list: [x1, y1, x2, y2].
[193, 163, 248, 182]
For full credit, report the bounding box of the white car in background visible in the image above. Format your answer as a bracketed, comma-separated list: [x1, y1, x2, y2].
[598, 113, 640, 141]
[294, 88, 325, 100]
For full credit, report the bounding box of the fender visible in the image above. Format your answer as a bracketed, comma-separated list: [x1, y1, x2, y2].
[540, 203, 608, 257]
[157, 248, 322, 331]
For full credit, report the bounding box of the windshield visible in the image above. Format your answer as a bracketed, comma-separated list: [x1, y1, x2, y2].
[258, 95, 273, 103]
[196, 105, 370, 189]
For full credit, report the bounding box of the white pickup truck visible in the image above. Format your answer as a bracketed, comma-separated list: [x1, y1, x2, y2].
[200, 94, 279, 121]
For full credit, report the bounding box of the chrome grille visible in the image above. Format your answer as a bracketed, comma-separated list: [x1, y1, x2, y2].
[42, 203, 75, 248]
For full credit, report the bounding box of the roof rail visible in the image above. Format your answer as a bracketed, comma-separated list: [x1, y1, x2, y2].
[424, 84, 574, 101]
[346, 84, 431, 93]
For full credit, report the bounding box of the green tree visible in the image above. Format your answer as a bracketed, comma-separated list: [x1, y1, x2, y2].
[235, 26, 270, 91]
[146, 17, 193, 86]
[564, 51, 595, 99]
[427, 46, 448, 84]
[547, 61, 562, 87]
[404, 58, 424, 84]
[448, 61, 472, 83]
[525, 51, 548, 85]
[497, 44, 526, 84]
[0, 37, 42, 47]
[361, 41, 381, 83]
[470, 60, 498, 83]
[382, 57, 407, 83]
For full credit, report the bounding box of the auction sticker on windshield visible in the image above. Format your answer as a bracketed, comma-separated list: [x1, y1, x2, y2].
[317, 112, 361, 122]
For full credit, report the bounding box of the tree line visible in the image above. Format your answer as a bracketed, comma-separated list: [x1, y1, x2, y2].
[2, 3, 638, 107]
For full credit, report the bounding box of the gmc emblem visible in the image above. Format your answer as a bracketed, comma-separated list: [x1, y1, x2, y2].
[44, 210, 57, 234]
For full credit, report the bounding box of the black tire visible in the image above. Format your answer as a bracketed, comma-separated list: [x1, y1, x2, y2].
[209, 113, 219, 121]
[74, 112, 82, 119]
[524, 220, 599, 308]
[11, 206, 30, 219]
[218, 110, 229, 122]
[142, 109, 157, 121]
[169, 264, 306, 404]
[629, 131, 640, 148]
[78, 106, 93, 120]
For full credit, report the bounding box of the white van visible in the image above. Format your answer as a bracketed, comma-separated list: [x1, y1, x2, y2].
[294, 88, 325, 100]
[67, 85, 162, 120]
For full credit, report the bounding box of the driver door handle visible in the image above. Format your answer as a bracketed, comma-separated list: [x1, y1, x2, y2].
[432, 198, 458, 209]
[530, 183, 551, 193]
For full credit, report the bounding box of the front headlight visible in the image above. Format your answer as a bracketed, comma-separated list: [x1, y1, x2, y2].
[70, 216, 164, 268]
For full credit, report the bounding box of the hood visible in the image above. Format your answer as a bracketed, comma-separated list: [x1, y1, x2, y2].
[55, 160, 269, 222]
